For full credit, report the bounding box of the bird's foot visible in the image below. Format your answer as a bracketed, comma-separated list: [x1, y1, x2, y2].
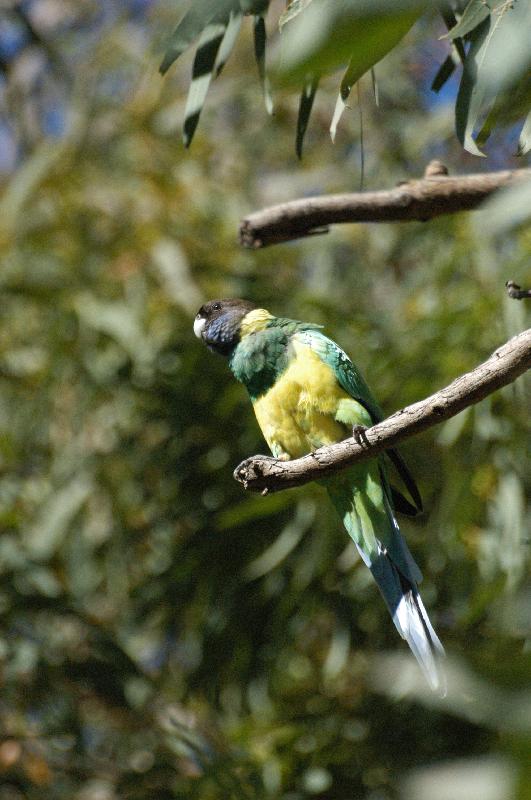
[352, 424, 370, 448]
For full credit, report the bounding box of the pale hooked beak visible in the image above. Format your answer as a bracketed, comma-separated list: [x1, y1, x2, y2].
[193, 316, 206, 339]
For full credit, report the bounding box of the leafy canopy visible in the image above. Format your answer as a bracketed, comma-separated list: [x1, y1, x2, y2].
[161, 0, 531, 156]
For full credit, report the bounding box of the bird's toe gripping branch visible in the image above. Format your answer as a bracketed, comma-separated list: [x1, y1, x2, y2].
[352, 424, 370, 448]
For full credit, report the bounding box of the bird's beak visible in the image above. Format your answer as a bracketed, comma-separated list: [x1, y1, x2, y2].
[193, 317, 206, 339]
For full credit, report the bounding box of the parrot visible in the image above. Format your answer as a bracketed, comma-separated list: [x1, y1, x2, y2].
[194, 298, 445, 691]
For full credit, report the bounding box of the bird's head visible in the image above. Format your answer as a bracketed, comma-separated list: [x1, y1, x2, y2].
[193, 298, 258, 356]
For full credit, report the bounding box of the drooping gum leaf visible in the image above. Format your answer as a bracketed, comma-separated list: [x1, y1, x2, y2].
[279, 1, 424, 86]
[477, 0, 531, 94]
[371, 67, 379, 107]
[296, 74, 319, 159]
[456, 1, 531, 156]
[330, 57, 360, 142]
[160, 0, 235, 75]
[431, 53, 457, 93]
[183, 23, 227, 148]
[455, 16, 491, 156]
[253, 15, 274, 115]
[432, 3, 466, 92]
[214, 10, 243, 77]
[279, 0, 313, 30]
[441, 0, 491, 41]
[517, 112, 531, 156]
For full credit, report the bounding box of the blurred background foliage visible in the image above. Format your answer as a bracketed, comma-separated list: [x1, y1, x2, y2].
[0, 1, 530, 798]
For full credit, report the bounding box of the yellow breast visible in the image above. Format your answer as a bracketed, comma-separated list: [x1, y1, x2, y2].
[252, 339, 350, 459]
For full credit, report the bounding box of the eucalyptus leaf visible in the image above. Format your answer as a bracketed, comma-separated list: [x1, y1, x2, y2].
[431, 53, 457, 93]
[160, 0, 236, 74]
[517, 111, 531, 156]
[455, 16, 491, 156]
[432, 2, 466, 92]
[253, 15, 274, 115]
[214, 10, 243, 77]
[441, 0, 491, 41]
[371, 67, 379, 106]
[330, 57, 362, 142]
[279, 0, 424, 84]
[477, 0, 531, 94]
[456, 1, 531, 156]
[476, 78, 531, 150]
[183, 24, 227, 148]
[279, 0, 313, 30]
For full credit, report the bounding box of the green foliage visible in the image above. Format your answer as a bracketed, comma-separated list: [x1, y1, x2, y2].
[160, 0, 530, 155]
[0, 5, 530, 799]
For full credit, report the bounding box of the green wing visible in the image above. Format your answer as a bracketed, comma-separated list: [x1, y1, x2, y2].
[294, 328, 383, 422]
[295, 328, 422, 514]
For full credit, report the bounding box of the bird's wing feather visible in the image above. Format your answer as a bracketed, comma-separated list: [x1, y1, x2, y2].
[295, 329, 422, 514]
[294, 329, 383, 422]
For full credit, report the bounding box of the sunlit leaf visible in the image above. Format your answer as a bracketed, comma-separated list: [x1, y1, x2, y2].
[456, 1, 531, 156]
[371, 67, 379, 106]
[330, 58, 358, 143]
[517, 111, 531, 156]
[214, 10, 243, 77]
[279, 0, 426, 84]
[441, 0, 491, 41]
[455, 17, 491, 156]
[183, 23, 227, 147]
[160, 0, 236, 75]
[279, 0, 313, 30]
[477, 0, 531, 94]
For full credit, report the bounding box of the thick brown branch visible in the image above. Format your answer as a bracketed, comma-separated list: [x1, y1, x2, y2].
[233, 329, 531, 493]
[239, 163, 531, 248]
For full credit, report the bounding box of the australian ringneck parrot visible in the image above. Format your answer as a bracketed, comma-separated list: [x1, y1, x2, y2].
[194, 299, 445, 691]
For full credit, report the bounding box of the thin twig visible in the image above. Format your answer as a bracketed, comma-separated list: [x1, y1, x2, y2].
[233, 329, 531, 493]
[239, 163, 531, 248]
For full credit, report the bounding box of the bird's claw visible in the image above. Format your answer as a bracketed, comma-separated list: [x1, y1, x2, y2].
[352, 424, 370, 448]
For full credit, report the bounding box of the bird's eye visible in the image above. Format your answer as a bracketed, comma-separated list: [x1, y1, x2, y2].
[212, 302, 221, 311]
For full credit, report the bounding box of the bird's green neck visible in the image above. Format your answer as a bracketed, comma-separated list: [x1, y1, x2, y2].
[228, 310, 322, 401]
[229, 323, 290, 401]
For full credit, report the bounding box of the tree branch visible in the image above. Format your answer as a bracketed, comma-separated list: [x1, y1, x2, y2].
[239, 162, 531, 248]
[233, 329, 531, 493]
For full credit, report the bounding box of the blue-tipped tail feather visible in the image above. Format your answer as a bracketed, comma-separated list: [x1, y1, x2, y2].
[371, 548, 446, 693]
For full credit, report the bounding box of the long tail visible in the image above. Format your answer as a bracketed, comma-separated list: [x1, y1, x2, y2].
[326, 465, 445, 693]
[370, 547, 446, 693]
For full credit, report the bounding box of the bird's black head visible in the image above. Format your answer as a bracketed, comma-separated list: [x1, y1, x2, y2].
[194, 298, 256, 356]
